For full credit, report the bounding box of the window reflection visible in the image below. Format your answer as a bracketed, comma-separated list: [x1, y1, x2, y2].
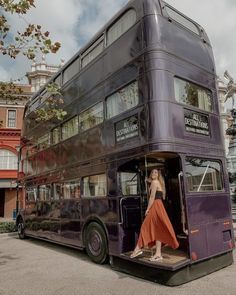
[175, 78, 212, 112]
[83, 174, 107, 197]
[185, 157, 223, 192]
[120, 172, 138, 195]
[106, 81, 139, 119]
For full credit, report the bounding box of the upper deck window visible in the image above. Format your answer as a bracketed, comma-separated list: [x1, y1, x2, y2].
[61, 116, 78, 140]
[63, 58, 80, 84]
[165, 6, 200, 35]
[38, 134, 50, 151]
[174, 78, 213, 112]
[79, 102, 103, 132]
[185, 157, 223, 192]
[107, 9, 136, 46]
[81, 36, 104, 68]
[106, 81, 139, 119]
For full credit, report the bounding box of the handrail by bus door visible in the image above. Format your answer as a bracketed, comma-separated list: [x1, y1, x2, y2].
[178, 171, 188, 235]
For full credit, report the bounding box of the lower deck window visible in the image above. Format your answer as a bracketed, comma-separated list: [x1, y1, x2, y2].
[26, 188, 37, 202]
[39, 185, 51, 201]
[120, 172, 138, 195]
[83, 174, 107, 197]
[62, 180, 81, 199]
[185, 157, 223, 192]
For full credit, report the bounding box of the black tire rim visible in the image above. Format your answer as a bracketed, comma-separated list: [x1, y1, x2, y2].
[18, 223, 24, 235]
[88, 229, 102, 257]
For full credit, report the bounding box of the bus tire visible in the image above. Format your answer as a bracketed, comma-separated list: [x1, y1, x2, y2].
[85, 222, 108, 264]
[17, 217, 26, 240]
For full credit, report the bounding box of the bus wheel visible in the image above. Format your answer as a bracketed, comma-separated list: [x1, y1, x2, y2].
[17, 218, 26, 239]
[85, 222, 108, 264]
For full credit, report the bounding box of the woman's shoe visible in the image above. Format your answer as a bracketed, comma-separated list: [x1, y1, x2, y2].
[130, 249, 143, 258]
[149, 255, 163, 262]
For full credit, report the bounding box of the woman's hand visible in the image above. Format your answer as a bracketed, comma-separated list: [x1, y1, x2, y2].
[145, 209, 149, 216]
[145, 177, 151, 184]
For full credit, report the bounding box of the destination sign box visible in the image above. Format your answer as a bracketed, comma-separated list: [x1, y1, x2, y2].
[184, 109, 210, 136]
[115, 115, 139, 142]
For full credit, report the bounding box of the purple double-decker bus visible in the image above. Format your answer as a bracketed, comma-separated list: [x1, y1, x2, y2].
[16, 0, 234, 285]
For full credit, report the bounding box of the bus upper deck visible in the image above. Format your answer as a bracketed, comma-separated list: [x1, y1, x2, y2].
[21, 0, 223, 180]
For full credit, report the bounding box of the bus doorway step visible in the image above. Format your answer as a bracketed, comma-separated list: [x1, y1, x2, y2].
[120, 247, 190, 271]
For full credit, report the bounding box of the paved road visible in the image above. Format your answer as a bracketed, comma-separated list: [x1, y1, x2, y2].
[0, 233, 236, 295]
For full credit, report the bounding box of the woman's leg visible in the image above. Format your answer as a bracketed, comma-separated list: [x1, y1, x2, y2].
[149, 241, 162, 261]
[153, 241, 162, 257]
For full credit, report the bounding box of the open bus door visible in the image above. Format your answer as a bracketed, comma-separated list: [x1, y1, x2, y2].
[118, 154, 190, 268]
[182, 157, 235, 263]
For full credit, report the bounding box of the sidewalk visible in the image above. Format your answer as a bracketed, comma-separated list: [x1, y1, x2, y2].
[0, 218, 15, 222]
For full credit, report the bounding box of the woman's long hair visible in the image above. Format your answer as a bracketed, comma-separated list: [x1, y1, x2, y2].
[158, 170, 166, 200]
[149, 169, 166, 200]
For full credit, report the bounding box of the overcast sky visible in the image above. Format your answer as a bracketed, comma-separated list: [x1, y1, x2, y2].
[0, 0, 235, 85]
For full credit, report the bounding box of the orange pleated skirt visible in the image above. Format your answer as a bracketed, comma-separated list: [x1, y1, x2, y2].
[137, 199, 179, 249]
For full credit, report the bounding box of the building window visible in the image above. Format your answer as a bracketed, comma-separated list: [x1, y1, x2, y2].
[81, 36, 104, 68]
[79, 102, 103, 132]
[0, 149, 17, 170]
[174, 78, 213, 112]
[61, 116, 78, 140]
[107, 9, 137, 45]
[165, 6, 200, 35]
[83, 174, 107, 197]
[7, 110, 16, 128]
[185, 157, 223, 192]
[106, 81, 139, 119]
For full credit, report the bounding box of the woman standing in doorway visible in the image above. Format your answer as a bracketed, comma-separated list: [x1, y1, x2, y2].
[130, 169, 179, 261]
